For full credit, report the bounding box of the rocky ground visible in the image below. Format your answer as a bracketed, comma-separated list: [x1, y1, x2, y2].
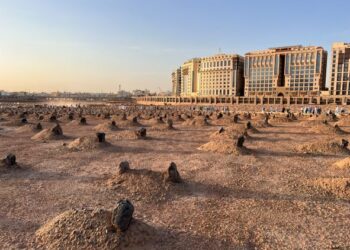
[1, 107, 350, 249]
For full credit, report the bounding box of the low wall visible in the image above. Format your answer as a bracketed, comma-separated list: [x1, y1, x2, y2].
[136, 95, 350, 107]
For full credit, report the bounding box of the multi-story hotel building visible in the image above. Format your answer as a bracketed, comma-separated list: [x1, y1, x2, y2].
[199, 54, 244, 96]
[172, 68, 181, 96]
[244, 45, 327, 97]
[181, 58, 201, 96]
[330, 42, 350, 96]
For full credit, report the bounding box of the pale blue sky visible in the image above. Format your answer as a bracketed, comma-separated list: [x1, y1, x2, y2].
[0, 0, 349, 92]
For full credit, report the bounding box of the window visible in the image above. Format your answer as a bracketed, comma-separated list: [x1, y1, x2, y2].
[316, 51, 321, 73]
[274, 55, 279, 75]
[285, 54, 290, 74]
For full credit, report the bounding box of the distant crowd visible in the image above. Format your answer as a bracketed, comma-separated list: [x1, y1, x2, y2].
[260, 105, 348, 116]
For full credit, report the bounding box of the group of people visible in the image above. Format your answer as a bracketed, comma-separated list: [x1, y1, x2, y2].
[301, 106, 349, 116]
[261, 106, 290, 113]
[301, 106, 322, 115]
[334, 106, 347, 115]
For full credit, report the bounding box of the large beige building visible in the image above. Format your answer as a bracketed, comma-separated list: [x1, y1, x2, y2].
[199, 54, 244, 96]
[330, 42, 350, 96]
[172, 68, 181, 96]
[181, 58, 201, 96]
[244, 45, 327, 97]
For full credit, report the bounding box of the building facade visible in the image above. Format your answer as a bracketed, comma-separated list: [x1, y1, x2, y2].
[244, 45, 327, 97]
[181, 58, 201, 96]
[199, 54, 244, 96]
[172, 68, 181, 96]
[330, 42, 350, 96]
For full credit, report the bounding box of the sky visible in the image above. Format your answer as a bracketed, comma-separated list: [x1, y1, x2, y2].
[0, 0, 349, 93]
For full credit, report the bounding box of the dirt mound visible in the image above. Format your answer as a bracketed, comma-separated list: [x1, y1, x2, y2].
[94, 122, 119, 132]
[2, 119, 28, 127]
[252, 119, 272, 128]
[111, 114, 128, 121]
[335, 118, 350, 127]
[209, 126, 247, 140]
[15, 124, 42, 133]
[300, 119, 327, 127]
[67, 136, 110, 151]
[0, 154, 20, 171]
[198, 140, 249, 155]
[114, 130, 145, 140]
[270, 116, 294, 124]
[211, 117, 235, 126]
[251, 113, 266, 120]
[35, 208, 163, 249]
[173, 115, 185, 122]
[227, 124, 247, 132]
[309, 123, 347, 135]
[150, 125, 176, 132]
[118, 119, 141, 128]
[148, 117, 165, 125]
[245, 122, 259, 133]
[66, 120, 88, 126]
[182, 117, 210, 127]
[306, 178, 350, 200]
[108, 168, 185, 202]
[317, 113, 338, 122]
[149, 122, 175, 131]
[294, 140, 350, 155]
[332, 157, 350, 169]
[31, 125, 64, 141]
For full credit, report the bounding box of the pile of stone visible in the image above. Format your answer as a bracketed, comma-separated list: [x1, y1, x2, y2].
[93, 121, 119, 132]
[34, 199, 165, 249]
[294, 139, 350, 155]
[1, 153, 17, 168]
[108, 161, 184, 202]
[67, 133, 110, 151]
[31, 124, 64, 141]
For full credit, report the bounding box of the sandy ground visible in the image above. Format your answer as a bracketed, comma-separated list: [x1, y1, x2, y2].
[1, 108, 350, 249]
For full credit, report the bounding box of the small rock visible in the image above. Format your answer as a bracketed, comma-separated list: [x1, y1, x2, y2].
[166, 162, 182, 183]
[167, 119, 174, 129]
[341, 139, 349, 149]
[135, 127, 146, 138]
[237, 135, 245, 148]
[51, 124, 63, 136]
[96, 132, 106, 143]
[4, 154, 16, 166]
[111, 199, 134, 232]
[246, 121, 252, 129]
[80, 117, 87, 125]
[118, 161, 130, 174]
[36, 123, 43, 130]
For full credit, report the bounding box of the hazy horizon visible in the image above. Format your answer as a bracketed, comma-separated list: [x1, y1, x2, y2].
[1, 0, 349, 93]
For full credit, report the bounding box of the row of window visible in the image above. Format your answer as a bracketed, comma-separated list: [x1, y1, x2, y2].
[334, 82, 350, 90]
[290, 87, 314, 91]
[202, 76, 231, 79]
[290, 83, 314, 87]
[201, 89, 232, 95]
[290, 79, 314, 83]
[248, 80, 273, 84]
[201, 72, 232, 75]
[201, 60, 232, 69]
[201, 84, 232, 88]
[248, 88, 274, 92]
[332, 63, 349, 72]
[247, 53, 317, 66]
